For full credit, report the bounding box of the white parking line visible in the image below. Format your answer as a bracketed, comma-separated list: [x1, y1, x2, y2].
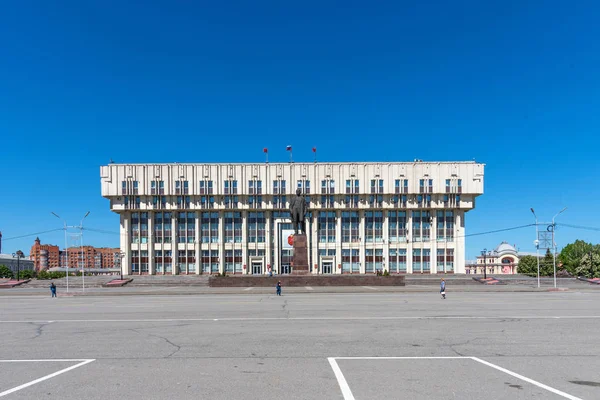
[0, 315, 600, 324]
[0, 359, 95, 397]
[471, 357, 582, 400]
[305, 286, 314, 291]
[361, 286, 377, 290]
[328, 356, 582, 400]
[243, 287, 254, 291]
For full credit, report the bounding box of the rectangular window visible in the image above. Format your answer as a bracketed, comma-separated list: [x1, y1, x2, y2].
[224, 212, 243, 243]
[199, 180, 213, 195]
[413, 249, 421, 273]
[248, 212, 266, 243]
[365, 211, 383, 243]
[446, 249, 454, 272]
[318, 211, 336, 243]
[175, 181, 181, 194]
[133, 181, 139, 194]
[201, 212, 219, 243]
[121, 181, 127, 195]
[202, 250, 219, 274]
[445, 179, 451, 193]
[321, 195, 334, 208]
[341, 211, 360, 243]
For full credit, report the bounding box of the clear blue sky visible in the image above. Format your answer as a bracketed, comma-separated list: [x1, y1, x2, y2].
[1, 0, 599, 260]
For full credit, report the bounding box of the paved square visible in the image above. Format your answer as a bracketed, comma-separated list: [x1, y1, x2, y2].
[1, 291, 599, 399]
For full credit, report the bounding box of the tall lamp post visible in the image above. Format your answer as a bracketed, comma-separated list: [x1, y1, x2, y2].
[481, 248, 487, 279]
[530, 208, 541, 288]
[552, 207, 567, 289]
[52, 211, 90, 292]
[80, 211, 90, 292]
[12, 250, 24, 280]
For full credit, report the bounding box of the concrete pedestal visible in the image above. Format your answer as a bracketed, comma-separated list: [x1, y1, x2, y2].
[291, 234, 309, 275]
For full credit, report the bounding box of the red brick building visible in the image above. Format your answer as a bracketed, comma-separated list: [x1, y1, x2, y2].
[30, 237, 61, 271]
[30, 238, 119, 271]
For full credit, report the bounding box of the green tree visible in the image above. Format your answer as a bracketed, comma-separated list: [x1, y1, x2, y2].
[0, 265, 14, 279]
[559, 240, 593, 275]
[575, 252, 600, 278]
[19, 270, 35, 280]
[517, 255, 538, 276]
[540, 249, 555, 277]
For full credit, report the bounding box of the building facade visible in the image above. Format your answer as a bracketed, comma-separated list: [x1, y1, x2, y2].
[100, 161, 485, 276]
[30, 238, 120, 271]
[0, 254, 35, 276]
[30, 238, 60, 271]
[466, 241, 540, 275]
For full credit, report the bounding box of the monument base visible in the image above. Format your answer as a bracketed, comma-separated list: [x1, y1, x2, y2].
[291, 233, 309, 275]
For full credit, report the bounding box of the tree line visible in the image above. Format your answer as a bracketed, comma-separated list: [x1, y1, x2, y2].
[517, 240, 600, 278]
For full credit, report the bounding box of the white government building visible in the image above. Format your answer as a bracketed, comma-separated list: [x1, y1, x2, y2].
[100, 161, 484, 276]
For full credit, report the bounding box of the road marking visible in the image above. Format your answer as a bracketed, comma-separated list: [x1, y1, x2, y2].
[471, 357, 582, 400]
[328, 358, 355, 400]
[362, 286, 377, 290]
[305, 286, 314, 291]
[0, 315, 600, 323]
[329, 357, 582, 400]
[0, 359, 95, 397]
[243, 287, 253, 291]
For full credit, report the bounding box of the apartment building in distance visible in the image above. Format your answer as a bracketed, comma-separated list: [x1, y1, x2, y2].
[30, 237, 120, 271]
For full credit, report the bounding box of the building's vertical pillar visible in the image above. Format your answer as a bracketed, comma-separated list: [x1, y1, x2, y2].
[359, 210, 365, 274]
[195, 211, 201, 275]
[430, 211, 438, 274]
[148, 212, 155, 275]
[120, 213, 132, 276]
[218, 211, 225, 274]
[456, 210, 466, 274]
[241, 210, 248, 275]
[407, 210, 413, 273]
[335, 210, 342, 274]
[383, 210, 389, 273]
[311, 212, 319, 274]
[265, 211, 272, 275]
[171, 214, 178, 275]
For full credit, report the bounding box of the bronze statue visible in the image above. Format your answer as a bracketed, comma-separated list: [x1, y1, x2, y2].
[289, 188, 307, 234]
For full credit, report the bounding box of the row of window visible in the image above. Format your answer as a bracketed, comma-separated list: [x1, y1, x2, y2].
[123, 179, 463, 195]
[124, 193, 462, 210]
[131, 210, 455, 244]
[130, 248, 454, 274]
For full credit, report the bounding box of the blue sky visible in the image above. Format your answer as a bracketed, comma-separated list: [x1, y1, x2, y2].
[1, 0, 599, 260]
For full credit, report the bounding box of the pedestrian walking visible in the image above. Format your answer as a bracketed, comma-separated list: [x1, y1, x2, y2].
[276, 281, 282, 296]
[440, 278, 446, 299]
[50, 282, 57, 298]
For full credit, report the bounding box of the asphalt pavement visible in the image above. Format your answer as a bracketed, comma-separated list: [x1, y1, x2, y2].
[1, 291, 599, 399]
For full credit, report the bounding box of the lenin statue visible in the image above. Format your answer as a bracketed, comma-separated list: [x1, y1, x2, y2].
[289, 188, 307, 234]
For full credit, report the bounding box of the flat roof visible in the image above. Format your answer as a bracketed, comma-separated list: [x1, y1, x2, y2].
[104, 161, 484, 166]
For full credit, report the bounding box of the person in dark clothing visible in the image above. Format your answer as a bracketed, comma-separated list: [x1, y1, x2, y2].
[440, 279, 446, 299]
[50, 282, 57, 298]
[276, 281, 282, 296]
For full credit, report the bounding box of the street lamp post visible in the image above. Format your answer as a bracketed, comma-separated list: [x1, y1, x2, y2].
[51, 212, 69, 292]
[80, 211, 90, 292]
[52, 211, 90, 292]
[531, 208, 541, 288]
[12, 250, 24, 281]
[481, 248, 487, 279]
[552, 207, 567, 289]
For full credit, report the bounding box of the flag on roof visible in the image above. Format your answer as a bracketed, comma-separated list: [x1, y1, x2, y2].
[286, 145, 292, 151]
[263, 148, 268, 153]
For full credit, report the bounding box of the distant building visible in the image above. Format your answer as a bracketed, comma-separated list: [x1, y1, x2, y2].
[465, 241, 541, 275]
[0, 253, 35, 276]
[29, 238, 120, 272]
[30, 237, 60, 271]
